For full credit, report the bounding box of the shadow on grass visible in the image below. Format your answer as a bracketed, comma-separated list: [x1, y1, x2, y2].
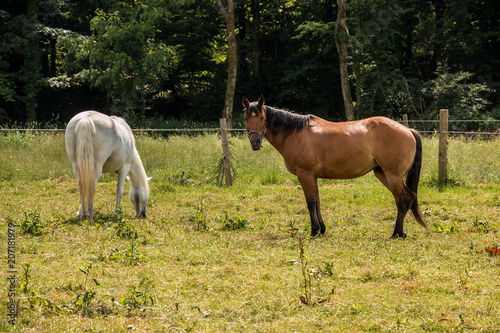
[422, 175, 464, 191]
[63, 211, 122, 226]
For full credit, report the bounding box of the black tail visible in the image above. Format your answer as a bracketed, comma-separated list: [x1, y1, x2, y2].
[406, 130, 429, 230]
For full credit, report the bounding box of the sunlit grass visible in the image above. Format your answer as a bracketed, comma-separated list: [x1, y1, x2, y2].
[0, 132, 499, 332]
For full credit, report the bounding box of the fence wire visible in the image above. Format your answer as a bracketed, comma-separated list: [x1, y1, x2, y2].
[1, 128, 499, 135]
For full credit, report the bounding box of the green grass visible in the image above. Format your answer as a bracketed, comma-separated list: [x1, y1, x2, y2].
[0, 132, 499, 332]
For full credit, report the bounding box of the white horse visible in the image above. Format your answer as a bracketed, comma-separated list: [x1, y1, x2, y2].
[65, 111, 150, 222]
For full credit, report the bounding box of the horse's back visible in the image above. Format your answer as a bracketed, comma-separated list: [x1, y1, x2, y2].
[287, 116, 416, 179]
[311, 116, 415, 148]
[66, 111, 135, 172]
[362, 116, 417, 161]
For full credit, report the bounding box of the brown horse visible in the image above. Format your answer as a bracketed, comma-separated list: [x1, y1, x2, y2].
[242, 95, 429, 239]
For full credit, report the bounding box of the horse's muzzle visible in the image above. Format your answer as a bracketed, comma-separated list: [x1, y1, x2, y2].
[247, 128, 266, 151]
[250, 138, 263, 151]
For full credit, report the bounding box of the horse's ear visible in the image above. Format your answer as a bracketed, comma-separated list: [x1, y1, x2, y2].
[258, 95, 265, 107]
[242, 96, 250, 109]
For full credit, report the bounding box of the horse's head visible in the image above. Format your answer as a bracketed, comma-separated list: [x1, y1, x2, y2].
[243, 95, 267, 151]
[129, 177, 151, 218]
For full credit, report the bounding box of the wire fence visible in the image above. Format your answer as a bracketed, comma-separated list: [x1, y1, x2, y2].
[1, 117, 499, 185]
[1, 118, 500, 136]
[405, 119, 500, 137]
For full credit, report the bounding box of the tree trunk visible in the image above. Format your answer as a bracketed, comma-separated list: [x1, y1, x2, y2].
[251, 0, 261, 78]
[216, 0, 237, 129]
[334, 0, 354, 121]
[354, 8, 362, 118]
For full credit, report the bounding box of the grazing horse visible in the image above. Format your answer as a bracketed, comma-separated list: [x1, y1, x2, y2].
[243, 96, 429, 239]
[65, 111, 150, 222]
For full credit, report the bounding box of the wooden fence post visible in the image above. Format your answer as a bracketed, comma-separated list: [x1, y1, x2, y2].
[402, 114, 408, 127]
[220, 118, 233, 185]
[438, 109, 448, 185]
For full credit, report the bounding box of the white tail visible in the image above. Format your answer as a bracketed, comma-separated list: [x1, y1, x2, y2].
[75, 118, 96, 220]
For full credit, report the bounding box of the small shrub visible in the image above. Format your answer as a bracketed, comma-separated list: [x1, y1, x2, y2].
[119, 277, 155, 312]
[467, 218, 492, 233]
[283, 220, 300, 237]
[18, 264, 62, 314]
[212, 157, 236, 185]
[218, 212, 250, 231]
[432, 221, 459, 233]
[108, 242, 145, 266]
[19, 264, 36, 302]
[188, 196, 211, 231]
[70, 263, 111, 317]
[288, 234, 335, 306]
[20, 208, 45, 236]
[114, 217, 139, 240]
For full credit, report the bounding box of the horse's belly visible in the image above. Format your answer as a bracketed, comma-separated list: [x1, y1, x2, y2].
[102, 156, 126, 173]
[316, 167, 372, 180]
[316, 156, 376, 179]
[102, 161, 119, 173]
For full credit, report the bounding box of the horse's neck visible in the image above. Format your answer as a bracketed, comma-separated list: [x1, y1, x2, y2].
[264, 126, 286, 154]
[128, 149, 148, 187]
[264, 108, 287, 153]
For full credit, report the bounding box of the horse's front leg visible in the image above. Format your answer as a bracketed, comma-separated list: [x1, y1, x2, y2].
[114, 166, 131, 215]
[297, 171, 322, 238]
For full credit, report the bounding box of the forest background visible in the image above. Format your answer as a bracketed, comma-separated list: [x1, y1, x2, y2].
[1, 0, 499, 129]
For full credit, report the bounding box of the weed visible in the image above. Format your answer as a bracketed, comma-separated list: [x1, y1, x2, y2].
[70, 263, 110, 317]
[320, 262, 335, 277]
[283, 220, 300, 237]
[456, 268, 473, 291]
[19, 208, 45, 236]
[466, 218, 492, 233]
[432, 220, 459, 233]
[19, 264, 37, 307]
[185, 321, 197, 332]
[119, 277, 155, 312]
[258, 217, 267, 229]
[218, 212, 250, 230]
[213, 157, 235, 185]
[114, 217, 139, 240]
[188, 195, 211, 231]
[17, 264, 62, 314]
[108, 242, 145, 266]
[292, 234, 335, 306]
[168, 171, 194, 186]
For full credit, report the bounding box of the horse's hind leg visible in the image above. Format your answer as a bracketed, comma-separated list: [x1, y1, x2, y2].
[72, 164, 84, 218]
[374, 168, 416, 239]
[72, 163, 92, 221]
[314, 179, 326, 234]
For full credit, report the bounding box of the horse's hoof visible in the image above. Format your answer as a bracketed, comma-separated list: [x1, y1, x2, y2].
[390, 232, 407, 240]
[309, 231, 321, 239]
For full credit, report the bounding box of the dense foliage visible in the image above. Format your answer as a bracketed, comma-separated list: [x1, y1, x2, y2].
[1, 0, 499, 127]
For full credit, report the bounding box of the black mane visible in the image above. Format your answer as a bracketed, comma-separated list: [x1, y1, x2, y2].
[265, 106, 311, 138]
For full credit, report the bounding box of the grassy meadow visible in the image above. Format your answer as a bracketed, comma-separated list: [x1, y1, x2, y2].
[0, 131, 499, 332]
